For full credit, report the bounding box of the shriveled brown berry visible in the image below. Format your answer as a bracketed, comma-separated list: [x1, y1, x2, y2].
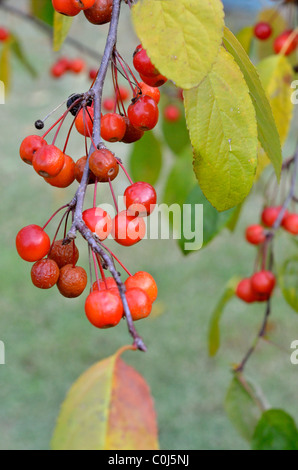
[31, 259, 60, 289]
[89, 148, 119, 182]
[48, 240, 79, 268]
[57, 264, 88, 298]
[75, 156, 97, 184]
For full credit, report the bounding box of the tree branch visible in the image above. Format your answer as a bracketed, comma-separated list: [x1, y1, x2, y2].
[62, 0, 147, 352]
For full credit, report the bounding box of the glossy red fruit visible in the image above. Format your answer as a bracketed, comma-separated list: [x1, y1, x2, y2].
[92, 277, 117, 291]
[0, 27, 10, 42]
[57, 265, 88, 298]
[125, 288, 152, 321]
[89, 148, 119, 182]
[103, 97, 115, 112]
[51, 63, 66, 78]
[116, 85, 130, 102]
[245, 225, 266, 245]
[19, 135, 47, 165]
[261, 206, 288, 227]
[274, 30, 298, 55]
[282, 213, 298, 235]
[16, 225, 51, 262]
[124, 182, 157, 217]
[128, 95, 159, 131]
[100, 113, 126, 142]
[139, 73, 167, 88]
[251, 271, 276, 295]
[254, 22, 272, 40]
[48, 240, 79, 268]
[133, 44, 159, 78]
[84, 0, 113, 25]
[164, 104, 181, 122]
[32, 144, 65, 178]
[89, 68, 98, 80]
[52, 0, 81, 16]
[44, 154, 75, 188]
[125, 271, 158, 303]
[69, 58, 86, 74]
[75, 107, 94, 137]
[121, 116, 144, 144]
[85, 291, 123, 328]
[236, 278, 258, 303]
[72, 0, 96, 9]
[135, 82, 161, 104]
[82, 207, 112, 240]
[112, 211, 146, 246]
[75, 156, 97, 184]
[31, 259, 60, 289]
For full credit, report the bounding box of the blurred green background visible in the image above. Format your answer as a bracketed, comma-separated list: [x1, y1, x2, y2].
[0, 1, 297, 450]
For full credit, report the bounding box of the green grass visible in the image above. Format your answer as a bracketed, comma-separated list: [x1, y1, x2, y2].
[0, 4, 297, 450]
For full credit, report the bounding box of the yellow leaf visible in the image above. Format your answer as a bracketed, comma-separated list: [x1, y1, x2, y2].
[185, 47, 258, 212]
[236, 26, 254, 55]
[132, 0, 224, 89]
[53, 11, 73, 51]
[51, 346, 159, 450]
[257, 55, 294, 145]
[0, 43, 11, 95]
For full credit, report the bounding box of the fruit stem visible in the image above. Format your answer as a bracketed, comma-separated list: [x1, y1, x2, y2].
[117, 159, 133, 185]
[42, 204, 69, 230]
[101, 242, 132, 277]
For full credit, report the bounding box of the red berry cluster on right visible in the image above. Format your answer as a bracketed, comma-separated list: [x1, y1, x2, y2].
[254, 19, 298, 56]
[236, 206, 298, 304]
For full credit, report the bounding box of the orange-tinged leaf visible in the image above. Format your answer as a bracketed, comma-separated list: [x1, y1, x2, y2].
[51, 346, 159, 450]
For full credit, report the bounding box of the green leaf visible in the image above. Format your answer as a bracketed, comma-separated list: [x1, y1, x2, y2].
[162, 107, 189, 156]
[257, 54, 294, 146]
[9, 35, 37, 77]
[163, 148, 196, 207]
[53, 11, 73, 52]
[278, 257, 298, 313]
[184, 47, 258, 212]
[252, 410, 298, 450]
[236, 26, 254, 55]
[208, 278, 238, 357]
[31, 0, 54, 26]
[129, 131, 162, 185]
[226, 202, 243, 232]
[132, 0, 224, 89]
[178, 185, 238, 255]
[225, 376, 265, 443]
[0, 42, 11, 95]
[223, 27, 282, 180]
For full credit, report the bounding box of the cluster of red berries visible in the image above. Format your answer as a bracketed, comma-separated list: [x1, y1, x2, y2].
[17, 0, 167, 334]
[74, 45, 167, 145]
[0, 26, 10, 42]
[50, 57, 86, 79]
[236, 206, 298, 304]
[52, 0, 113, 24]
[16, 224, 158, 328]
[254, 21, 298, 56]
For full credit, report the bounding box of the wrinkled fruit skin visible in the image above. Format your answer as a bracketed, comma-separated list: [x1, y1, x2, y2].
[31, 259, 60, 289]
[48, 240, 79, 268]
[57, 265, 88, 298]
